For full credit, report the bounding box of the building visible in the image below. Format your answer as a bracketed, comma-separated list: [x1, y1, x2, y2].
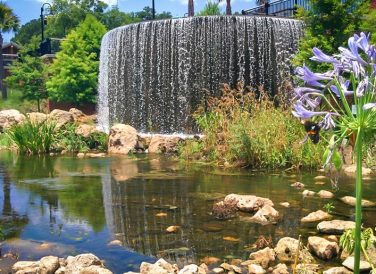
[2, 42, 20, 77]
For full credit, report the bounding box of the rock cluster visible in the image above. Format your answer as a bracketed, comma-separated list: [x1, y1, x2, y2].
[12, 253, 112, 274]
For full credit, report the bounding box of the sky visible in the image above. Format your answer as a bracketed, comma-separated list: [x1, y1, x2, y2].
[3, 0, 257, 42]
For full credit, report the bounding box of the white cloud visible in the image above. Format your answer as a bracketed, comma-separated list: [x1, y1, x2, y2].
[101, 0, 119, 6]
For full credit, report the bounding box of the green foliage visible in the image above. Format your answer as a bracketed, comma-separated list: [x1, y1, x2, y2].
[0, 2, 20, 33]
[361, 9, 376, 44]
[46, 14, 106, 105]
[5, 36, 48, 112]
[11, 19, 40, 45]
[180, 84, 325, 169]
[6, 119, 56, 155]
[134, 6, 172, 20]
[197, 1, 222, 16]
[293, 0, 366, 70]
[323, 202, 335, 213]
[0, 89, 41, 112]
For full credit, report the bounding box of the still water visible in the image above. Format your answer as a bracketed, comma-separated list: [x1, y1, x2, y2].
[0, 152, 375, 273]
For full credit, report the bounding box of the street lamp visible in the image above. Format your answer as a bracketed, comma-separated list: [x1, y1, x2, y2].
[40, 2, 53, 55]
[152, 0, 155, 19]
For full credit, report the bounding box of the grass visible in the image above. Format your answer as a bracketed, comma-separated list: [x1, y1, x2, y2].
[179, 83, 326, 169]
[0, 89, 48, 113]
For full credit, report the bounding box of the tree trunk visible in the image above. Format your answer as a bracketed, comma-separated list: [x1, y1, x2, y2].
[188, 0, 194, 17]
[226, 0, 232, 15]
[0, 33, 7, 100]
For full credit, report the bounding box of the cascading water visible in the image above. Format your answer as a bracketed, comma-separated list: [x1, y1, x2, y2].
[97, 16, 303, 133]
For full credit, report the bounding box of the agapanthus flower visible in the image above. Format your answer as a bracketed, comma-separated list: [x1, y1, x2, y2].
[339, 35, 367, 66]
[300, 93, 322, 109]
[295, 65, 332, 88]
[319, 113, 339, 130]
[310, 47, 339, 64]
[294, 87, 322, 98]
[330, 77, 353, 97]
[363, 103, 376, 110]
[292, 101, 327, 119]
[356, 77, 368, 97]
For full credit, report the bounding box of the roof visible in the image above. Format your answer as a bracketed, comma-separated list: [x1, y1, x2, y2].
[2, 42, 21, 50]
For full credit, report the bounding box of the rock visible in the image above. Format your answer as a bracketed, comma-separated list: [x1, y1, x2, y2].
[108, 240, 122, 246]
[12, 261, 40, 273]
[77, 152, 85, 158]
[65, 253, 105, 273]
[249, 205, 279, 225]
[135, 135, 152, 150]
[340, 196, 376, 207]
[326, 235, 338, 243]
[301, 210, 332, 223]
[212, 268, 224, 274]
[318, 190, 334, 198]
[271, 263, 289, 274]
[342, 256, 371, 271]
[249, 247, 276, 268]
[140, 259, 178, 274]
[148, 135, 182, 154]
[200, 257, 221, 265]
[307, 236, 339, 260]
[27, 112, 48, 123]
[223, 236, 240, 242]
[317, 220, 356, 234]
[343, 164, 373, 176]
[75, 124, 99, 138]
[39, 256, 60, 274]
[80, 265, 113, 274]
[279, 202, 290, 208]
[248, 264, 266, 274]
[178, 264, 204, 274]
[290, 182, 304, 189]
[212, 200, 238, 220]
[314, 175, 327, 180]
[0, 109, 25, 132]
[166, 225, 180, 233]
[274, 237, 315, 263]
[49, 109, 74, 127]
[224, 194, 274, 213]
[296, 264, 320, 274]
[323, 267, 353, 274]
[302, 190, 315, 196]
[108, 124, 138, 154]
[86, 152, 106, 158]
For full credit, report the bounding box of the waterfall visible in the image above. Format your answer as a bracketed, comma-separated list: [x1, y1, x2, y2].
[98, 16, 303, 133]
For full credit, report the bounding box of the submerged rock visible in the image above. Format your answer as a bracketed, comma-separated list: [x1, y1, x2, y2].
[318, 190, 334, 199]
[274, 237, 315, 263]
[307, 236, 339, 260]
[302, 190, 315, 196]
[249, 247, 276, 268]
[279, 202, 290, 208]
[340, 196, 376, 207]
[301, 210, 332, 223]
[108, 124, 138, 154]
[317, 220, 356, 234]
[342, 256, 371, 271]
[249, 205, 279, 225]
[224, 194, 274, 213]
[290, 182, 305, 189]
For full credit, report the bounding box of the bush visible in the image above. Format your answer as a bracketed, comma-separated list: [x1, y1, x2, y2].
[179, 83, 326, 169]
[6, 119, 56, 155]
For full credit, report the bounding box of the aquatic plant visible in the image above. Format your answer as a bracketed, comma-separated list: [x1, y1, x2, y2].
[292, 32, 376, 273]
[323, 202, 335, 214]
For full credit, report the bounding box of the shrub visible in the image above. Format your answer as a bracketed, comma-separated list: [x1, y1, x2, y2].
[6, 119, 56, 155]
[179, 83, 325, 169]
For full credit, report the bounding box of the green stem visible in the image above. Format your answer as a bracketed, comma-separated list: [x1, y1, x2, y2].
[354, 127, 363, 274]
[361, 243, 376, 273]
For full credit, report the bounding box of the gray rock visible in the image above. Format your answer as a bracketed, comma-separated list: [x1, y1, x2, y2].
[108, 124, 138, 154]
[75, 124, 99, 138]
[64, 253, 106, 273]
[279, 202, 290, 208]
[12, 261, 40, 273]
[27, 112, 48, 124]
[148, 135, 182, 154]
[0, 109, 25, 132]
[271, 263, 289, 274]
[212, 268, 224, 274]
[224, 194, 274, 213]
[249, 247, 276, 268]
[248, 264, 266, 274]
[296, 264, 320, 274]
[80, 265, 113, 274]
[342, 256, 371, 271]
[140, 259, 178, 274]
[318, 190, 334, 198]
[323, 267, 353, 274]
[340, 196, 375, 207]
[39, 256, 60, 274]
[343, 165, 373, 176]
[317, 220, 356, 234]
[307, 236, 339, 260]
[302, 190, 315, 196]
[274, 237, 315, 263]
[49, 109, 74, 128]
[249, 205, 279, 225]
[301, 210, 332, 223]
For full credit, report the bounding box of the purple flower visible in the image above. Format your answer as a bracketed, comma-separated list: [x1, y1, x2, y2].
[294, 87, 322, 98]
[356, 77, 368, 97]
[299, 94, 322, 109]
[363, 103, 376, 110]
[292, 101, 326, 119]
[319, 113, 338, 130]
[330, 77, 353, 97]
[339, 36, 367, 65]
[310, 47, 339, 64]
[357, 32, 370, 53]
[295, 65, 332, 87]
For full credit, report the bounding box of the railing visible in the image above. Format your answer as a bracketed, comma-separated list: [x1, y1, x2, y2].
[241, 0, 309, 17]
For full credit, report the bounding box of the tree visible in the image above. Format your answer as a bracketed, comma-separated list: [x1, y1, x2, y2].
[12, 19, 40, 46]
[5, 36, 47, 111]
[0, 2, 20, 100]
[188, 0, 194, 16]
[46, 14, 106, 105]
[220, 0, 232, 15]
[293, 0, 366, 70]
[100, 7, 141, 30]
[197, 1, 222, 16]
[361, 8, 376, 44]
[135, 6, 172, 21]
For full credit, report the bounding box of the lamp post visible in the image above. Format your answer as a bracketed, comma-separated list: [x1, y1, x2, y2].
[40, 3, 53, 55]
[40, 2, 52, 43]
[152, 0, 155, 19]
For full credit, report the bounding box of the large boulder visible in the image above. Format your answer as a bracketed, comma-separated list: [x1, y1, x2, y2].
[0, 109, 25, 132]
[140, 259, 178, 274]
[108, 124, 138, 154]
[39, 256, 60, 274]
[27, 112, 48, 124]
[274, 237, 315, 263]
[317, 220, 356, 234]
[307, 236, 339, 260]
[301, 210, 332, 223]
[148, 135, 182, 154]
[340, 196, 376, 207]
[248, 264, 266, 274]
[49, 109, 74, 127]
[249, 247, 276, 268]
[224, 194, 274, 213]
[12, 261, 40, 273]
[271, 264, 289, 274]
[178, 264, 206, 274]
[76, 124, 99, 138]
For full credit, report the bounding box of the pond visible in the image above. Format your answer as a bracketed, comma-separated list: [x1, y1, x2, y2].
[0, 152, 375, 273]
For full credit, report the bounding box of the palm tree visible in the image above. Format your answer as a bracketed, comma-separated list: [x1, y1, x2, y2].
[0, 2, 20, 100]
[188, 0, 194, 16]
[219, 0, 232, 15]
